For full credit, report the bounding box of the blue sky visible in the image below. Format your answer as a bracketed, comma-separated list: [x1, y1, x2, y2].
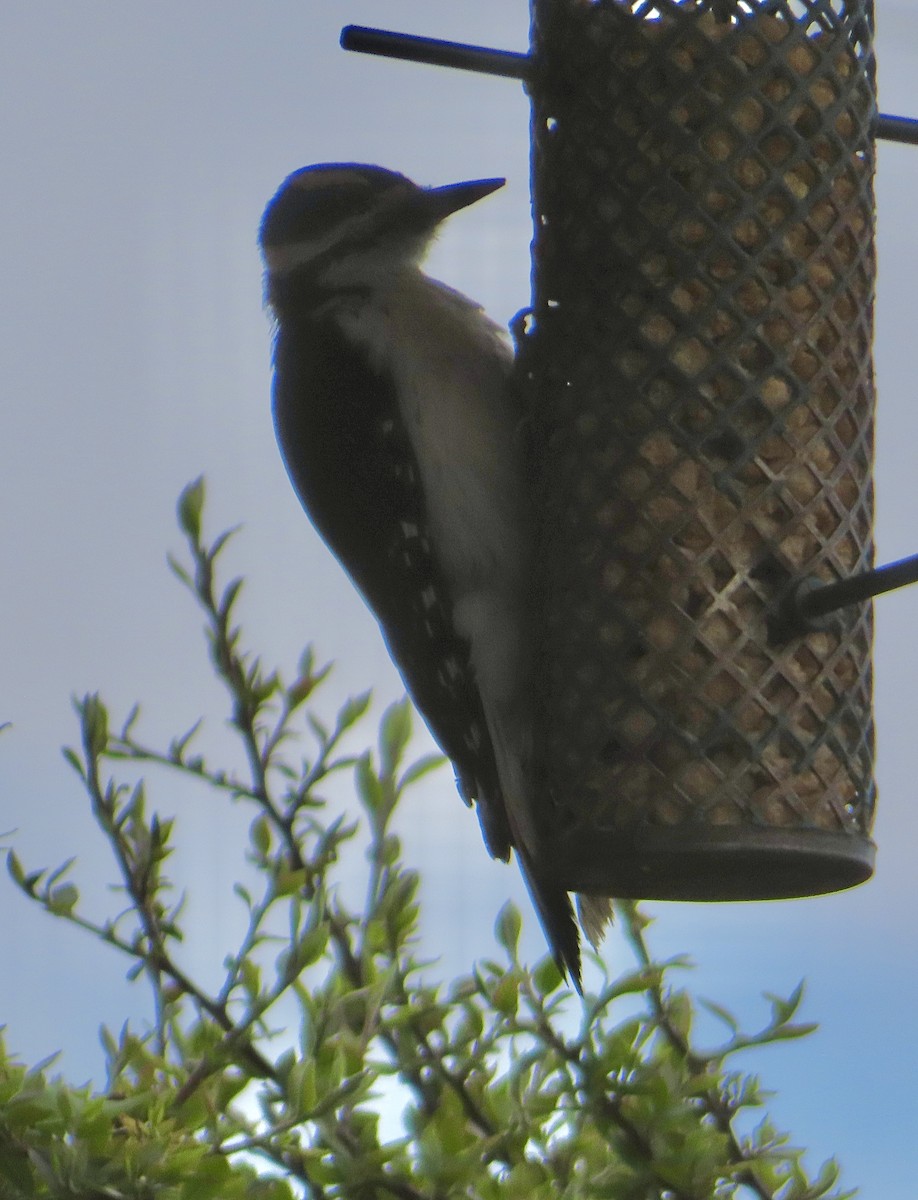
[2, 2, 918, 1194]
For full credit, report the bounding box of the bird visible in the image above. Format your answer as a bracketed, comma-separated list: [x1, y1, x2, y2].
[259, 163, 608, 987]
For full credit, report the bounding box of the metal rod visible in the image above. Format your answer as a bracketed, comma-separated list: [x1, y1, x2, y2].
[796, 553, 918, 623]
[339, 26, 530, 80]
[876, 113, 918, 145]
[341, 26, 918, 145]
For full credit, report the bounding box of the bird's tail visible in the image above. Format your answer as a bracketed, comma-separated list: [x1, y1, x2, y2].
[514, 841, 583, 991]
[514, 853, 615, 992]
[484, 706, 614, 991]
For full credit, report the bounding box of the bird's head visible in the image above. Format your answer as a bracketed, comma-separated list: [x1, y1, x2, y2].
[259, 163, 505, 300]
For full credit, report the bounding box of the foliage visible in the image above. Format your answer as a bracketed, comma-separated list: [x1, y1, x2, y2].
[1, 480, 855, 1200]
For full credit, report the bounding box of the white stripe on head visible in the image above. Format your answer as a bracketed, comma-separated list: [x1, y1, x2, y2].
[262, 185, 428, 280]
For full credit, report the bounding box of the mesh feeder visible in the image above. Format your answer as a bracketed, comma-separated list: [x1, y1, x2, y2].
[521, 0, 877, 901]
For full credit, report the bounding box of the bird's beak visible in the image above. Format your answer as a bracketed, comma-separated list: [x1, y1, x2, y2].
[425, 177, 506, 222]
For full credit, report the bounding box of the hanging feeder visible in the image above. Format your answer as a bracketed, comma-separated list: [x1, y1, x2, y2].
[340, 1, 918, 905]
[520, 0, 877, 901]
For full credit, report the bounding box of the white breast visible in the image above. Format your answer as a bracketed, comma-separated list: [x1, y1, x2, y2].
[335, 274, 528, 599]
[337, 273, 538, 853]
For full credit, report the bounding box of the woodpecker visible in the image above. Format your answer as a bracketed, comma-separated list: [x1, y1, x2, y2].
[260, 163, 603, 986]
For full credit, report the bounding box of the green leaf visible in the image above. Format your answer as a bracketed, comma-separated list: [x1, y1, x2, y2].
[80, 693, 109, 757]
[495, 901, 522, 957]
[169, 718, 203, 763]
[249, 815, 272, 858]
[275, 866, 308, 897]
[219, 577, 244, 621]
[491, 972, 520, 1016]
[286, 1056, 317, 1116]
[239, 958, 261, 999]
[805, 1155, 846, 1198]
[664, 989, 694, 1040]
[119, 703, 141, 740]
[292, 925, 329, 974]
[287, 653, 332, 710]
[209, 526, 239, 562]
[378, 833, 401, 867]
[167, 551, 192, 587]
[298, 644, 318, 679]
[180, 1153, 232, 1200]
[532, 954, 564, 997]
[337, 689, 373, 733]
[398, 752, 447, 789]
[61, 746, 86, 779]
[355, 753, 384, 814]
[759, 1021, 819, 1044]
[379, 698, 412, 777]
[699, 996, 740, 1035]
[766, 980, 806, 1027]
[453, 1001, 485, 1045]
[177, 476, 206, 541]
[307, 713, 329, 745]
[6, 850, 25, 887]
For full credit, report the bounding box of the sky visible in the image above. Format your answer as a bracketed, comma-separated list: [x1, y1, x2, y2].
[1, 1, 917, 1194]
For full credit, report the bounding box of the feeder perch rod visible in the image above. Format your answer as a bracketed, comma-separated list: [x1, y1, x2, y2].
[340, 25, 529, 80]
[792, 553, 918, 626]
[875, 113, 918, 145]
[340, 25, 917, 144]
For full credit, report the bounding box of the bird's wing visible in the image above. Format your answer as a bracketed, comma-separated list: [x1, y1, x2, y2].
[271, 311, 582, 987]
[272, 312, 511, 853]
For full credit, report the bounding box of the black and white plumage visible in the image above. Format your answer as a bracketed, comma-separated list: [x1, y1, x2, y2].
[260, 163, 600, 985]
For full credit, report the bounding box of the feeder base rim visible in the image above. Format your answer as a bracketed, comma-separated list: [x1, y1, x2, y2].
[541, 825, 876, 901]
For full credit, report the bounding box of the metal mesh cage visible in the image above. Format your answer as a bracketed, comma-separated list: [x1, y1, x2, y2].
[522, 0, 877, 900]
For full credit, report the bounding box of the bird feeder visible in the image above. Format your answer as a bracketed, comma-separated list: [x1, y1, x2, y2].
[522, 0, 877, 900]
[341, 0, 918, 906]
